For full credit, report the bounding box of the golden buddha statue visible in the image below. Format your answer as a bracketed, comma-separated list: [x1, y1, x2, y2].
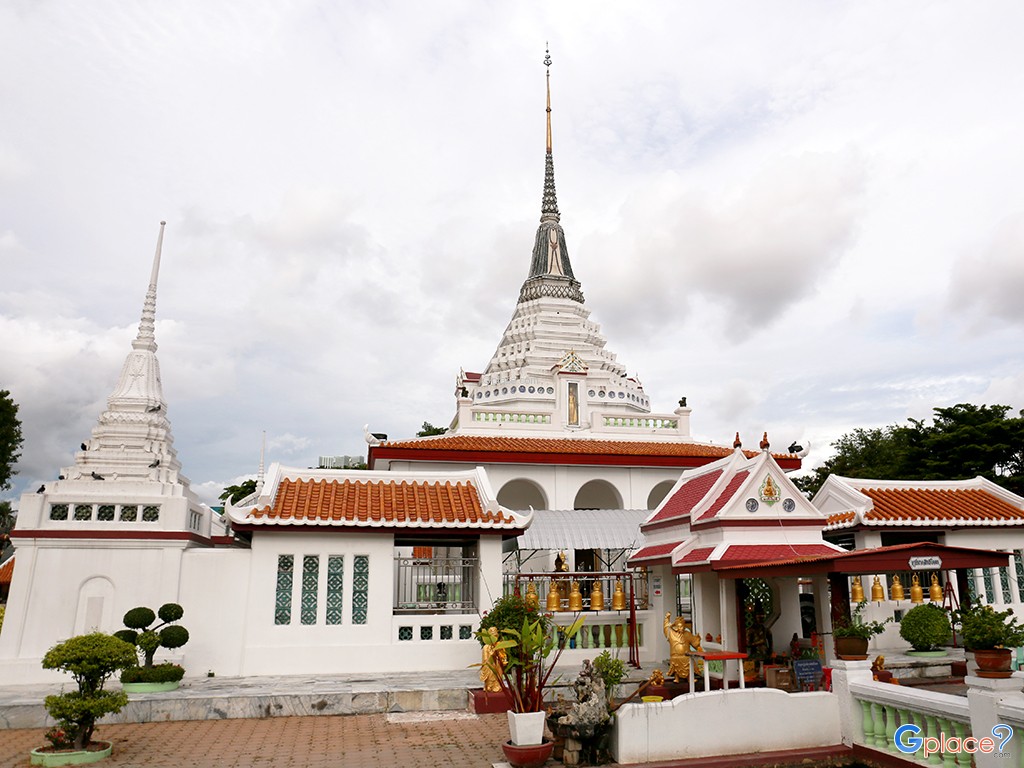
[479, 626, 505, 693]
[524, 581, 540, 612]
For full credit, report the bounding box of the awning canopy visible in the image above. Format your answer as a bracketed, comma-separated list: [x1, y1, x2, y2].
[711, 541, 1012, 579]
[514, 509, 648, 551]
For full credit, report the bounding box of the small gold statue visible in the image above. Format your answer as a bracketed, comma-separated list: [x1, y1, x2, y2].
[664, 613, 703, 682]
[479, 626, 506, 693]
[649, 669, 665, 686]
[524, 581, 540, 612]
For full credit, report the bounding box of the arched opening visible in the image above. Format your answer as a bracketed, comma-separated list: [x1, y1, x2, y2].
[497, 479, 548, 511]
[74, 576, 116, 635]
[647, 480, 676, 510]
[573, 480, 623, 510]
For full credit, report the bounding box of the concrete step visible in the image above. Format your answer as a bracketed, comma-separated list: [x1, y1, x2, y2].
[0, 669, 482, 729]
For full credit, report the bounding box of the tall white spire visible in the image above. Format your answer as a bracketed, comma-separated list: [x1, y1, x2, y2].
[62, 221, 190, 489]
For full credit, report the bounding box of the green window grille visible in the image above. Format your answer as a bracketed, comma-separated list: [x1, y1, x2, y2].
[352, 555, 369, 625]
[440, 625, 453, 640]
[966, 570, 978, 602]
[398, 626, 413, 641]
[983, 568, 995, 603]
[142, 505, 160, 522]
[74, 504, 92, 521]
[1000, 564, 1012, 603]
[275, 555, 294, 625]
[120, 505, 138, 522]
[301, 555, 319, 625]
[49, 504, 69, 520]
[459, 625, 473, 640]
[326, 556, 344, 625]
[420, 626, 433, 641]
[97, 505, 115, 521]
[1016, 553, 1024, 597]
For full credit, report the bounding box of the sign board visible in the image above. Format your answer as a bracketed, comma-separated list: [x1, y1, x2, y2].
[909, 556, 942, 571]
[652, 575, 663, 597]
[792, 659, 823, 689]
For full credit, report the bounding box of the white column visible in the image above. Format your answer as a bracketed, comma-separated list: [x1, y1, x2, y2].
[989, 567, 1004, 605]
[966, 675, 1024, 768]
[974, 569, 987, 604]
[830, 659, 873, 746]
[1009, 552, 1021, 606]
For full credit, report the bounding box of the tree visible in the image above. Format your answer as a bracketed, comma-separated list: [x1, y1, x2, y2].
[417, 421, 447, 437]
[219, 479, 257, 504]
[0, 389, 23, 492]
[795, 403, 1024, 497]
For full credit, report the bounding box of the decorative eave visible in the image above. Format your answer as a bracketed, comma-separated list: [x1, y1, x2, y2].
[228, 464, 530, 534]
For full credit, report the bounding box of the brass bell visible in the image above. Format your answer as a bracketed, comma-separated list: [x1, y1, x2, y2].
[524, 581, 539, 612]
[870, 575, 885, 603]
[929, 574, 944, 603]
[568, 581, 584, 612]
[910, 574, 924, 604]
[850, 575, 865, 603]
[890, 575, 905, 602]
[590, 580, 605, 611]
[546, 581, 562, 612]
[611, 580, 627, 611]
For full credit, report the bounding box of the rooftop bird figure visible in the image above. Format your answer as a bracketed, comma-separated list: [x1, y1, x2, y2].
[147, 404, 162, 413]
[149, 458, 160, 468]
[788, 442, 803, 454]
[733, 432, 742, 449]
[90, 471, 105, 480]
[36, 485, 45, 493]
[80, 442, 88, 451]
[759, 432, 770, 451]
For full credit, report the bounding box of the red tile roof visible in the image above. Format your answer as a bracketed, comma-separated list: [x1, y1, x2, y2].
[694, 470, 750, 523]
[678, 546, 716, 563]
[827, 487, 1024, 527]
[0, 555, 13, 586]
[646, 471, 723, 525]
[629, 541, 682, 565]
[717, 544, 840, 562]
[381, 435, 742, 458]
[242, 478, 520, 530]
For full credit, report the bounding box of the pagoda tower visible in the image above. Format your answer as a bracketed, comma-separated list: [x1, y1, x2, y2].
[451, 49, 689, 438]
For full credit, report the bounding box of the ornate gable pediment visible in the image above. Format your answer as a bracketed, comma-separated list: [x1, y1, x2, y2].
[555, 349, 588, 374]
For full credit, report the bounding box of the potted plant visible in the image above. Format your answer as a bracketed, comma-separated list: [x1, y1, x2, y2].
[114, 603, 189, 692]
[899, 603, 951, 656]
[832, 601, 890, 660]
[477, 614, 584, 768]
[33, 633, 137, 766]
[955, 604, 1024, 678]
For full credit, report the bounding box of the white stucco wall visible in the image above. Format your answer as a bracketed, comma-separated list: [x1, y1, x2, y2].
[178, 547, 251, 677]
[613, 688, 842, 763]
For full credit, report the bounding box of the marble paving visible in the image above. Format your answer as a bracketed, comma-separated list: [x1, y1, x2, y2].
[0, 668, 482, 729]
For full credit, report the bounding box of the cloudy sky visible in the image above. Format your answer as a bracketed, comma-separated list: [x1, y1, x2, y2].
[2, 1, 1023, 506]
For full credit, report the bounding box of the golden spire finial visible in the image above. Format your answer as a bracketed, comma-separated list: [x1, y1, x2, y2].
[544, 44, 552, 154]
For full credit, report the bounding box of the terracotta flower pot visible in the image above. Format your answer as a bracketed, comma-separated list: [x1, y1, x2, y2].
[973, 648, 1014, 679]
[502, 739, 554, 768]
[834, 636, 869, 660]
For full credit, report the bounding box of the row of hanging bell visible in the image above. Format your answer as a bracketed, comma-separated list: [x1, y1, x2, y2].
[527, 579, 628, 611]
[851, 574, 945, 604]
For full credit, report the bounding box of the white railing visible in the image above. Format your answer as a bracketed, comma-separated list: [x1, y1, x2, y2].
[850, 679, 973, 765]
[472, 411, 551, 424]
[602, 416, 678, 429]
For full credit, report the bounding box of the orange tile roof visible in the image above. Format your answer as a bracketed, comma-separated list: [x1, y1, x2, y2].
[831, 487, 1024, 527]
[0, 555, 13, 585]
[243, 478, 521, 530]
[379, 435, 783, 460]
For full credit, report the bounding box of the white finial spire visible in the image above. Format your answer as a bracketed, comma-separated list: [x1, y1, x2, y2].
[132, 221, 165, 353]
[256, 431, 266, 494]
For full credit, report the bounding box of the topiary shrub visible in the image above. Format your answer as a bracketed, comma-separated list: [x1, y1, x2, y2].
[41, 633, 137, 750]
[116, 602, 189, 676]
[120, 663, 185, 684]
[479, 593, 545, 647]
[899, 603, 952, 651]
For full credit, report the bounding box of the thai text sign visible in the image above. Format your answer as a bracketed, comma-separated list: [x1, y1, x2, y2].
[909, 556, 941, 570]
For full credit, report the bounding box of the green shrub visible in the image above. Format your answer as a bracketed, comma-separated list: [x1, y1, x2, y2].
[117, 602, 189, 672]
[956, 605, 1024, 650]
[592, 651, 626, 701]
[899, 604, 951, 651]
[120, 663, 184, 684]
[478, 593, 545, 647]
[41, 633, 136, 749]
